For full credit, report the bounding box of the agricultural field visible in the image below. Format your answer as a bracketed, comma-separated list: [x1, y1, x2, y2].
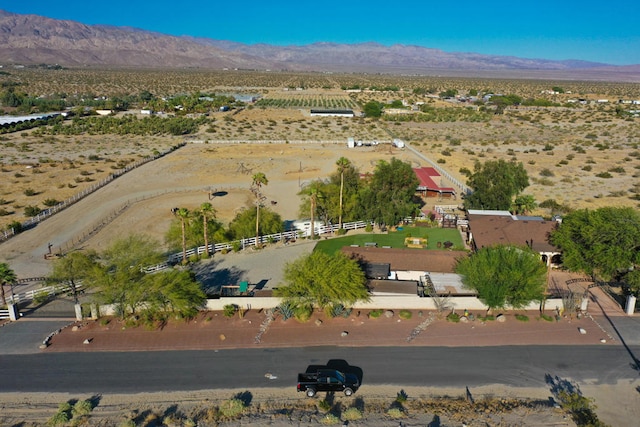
[1, 68, 639, 233]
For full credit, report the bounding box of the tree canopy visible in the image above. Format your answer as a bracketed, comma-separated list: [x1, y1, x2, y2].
[228, 206, 284, 240]
[83, 234, 205, 320]
[464, 159, 530, 211]
[455, 245, 547, 310]
[550, 207, 640, 289]
[48, 251, 99, 304]
[360, 157, 419, 226]
[274, 251, 370, 316]
[0, 262, 17, 307]
[363, 101, 383, 118]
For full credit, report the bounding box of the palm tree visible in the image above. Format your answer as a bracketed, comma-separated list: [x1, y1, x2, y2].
[335, 157, 351, 230]
[252, 172, 269, 247]
[175, 208, 190, 264]
[199, 202, 217, 257]
[301, 181, 324, 239]
[0, 262, 17, 307]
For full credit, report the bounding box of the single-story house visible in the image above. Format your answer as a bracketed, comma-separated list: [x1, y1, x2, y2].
[466, 210, 561, 266]
[341, 246, 471, 296]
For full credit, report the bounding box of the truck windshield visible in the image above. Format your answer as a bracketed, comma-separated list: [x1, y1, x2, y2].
[334, 371, 346, 383]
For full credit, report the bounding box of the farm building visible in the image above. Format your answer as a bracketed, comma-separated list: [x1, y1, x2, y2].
[0, 112, 61, 127]
[413, 167, 456, 199]
[310, 109, 355, 117]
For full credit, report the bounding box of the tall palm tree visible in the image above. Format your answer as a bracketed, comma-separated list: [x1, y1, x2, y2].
[0, 262, 17, 307]
[252, 172, 269, 247]
[175, 208, 190, 264]
[199, 202, 217, 257]
[335, 157, 351, 230]
[301, 181, 324, 239]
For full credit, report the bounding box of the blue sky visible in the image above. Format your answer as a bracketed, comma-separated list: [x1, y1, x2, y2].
[4, 1, 640, 65]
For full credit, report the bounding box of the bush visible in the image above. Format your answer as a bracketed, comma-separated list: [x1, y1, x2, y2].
[365, 223, 373, 232]
[386, 407, 406, 419]
[398, 309, 412, 320]
[342, 407, 363, 421]
[218, 398, 246, 419]
[446, 312, 460, 323]
[320, 413, 340, 425]
[72, 399, 94, 416]
[368, 309, 383, 319]
[317, 399, 331, 412]
[540, 313, 554, 322]
[24, 205, 42, 217]
[223, 304, 237, 318]
[336, 228, 347, 236]
[515, 314, 530, 322]
[294, 304, 313, 322]
[33, 290, 50, 305]
[23, 188, 36, 196]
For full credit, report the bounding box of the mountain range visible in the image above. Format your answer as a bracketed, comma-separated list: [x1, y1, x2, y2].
[1, 9, 639, 80]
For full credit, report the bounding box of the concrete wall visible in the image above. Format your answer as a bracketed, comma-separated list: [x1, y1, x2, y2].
[98, 296, 567, 316]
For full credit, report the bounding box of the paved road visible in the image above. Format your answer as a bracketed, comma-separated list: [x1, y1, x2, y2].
[0, 345, 637, 393]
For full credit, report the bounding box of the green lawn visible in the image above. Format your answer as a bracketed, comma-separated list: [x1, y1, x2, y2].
[314, 226, 466, 255]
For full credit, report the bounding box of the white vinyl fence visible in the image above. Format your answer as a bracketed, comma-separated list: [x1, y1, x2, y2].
[145, 220, 371, 272]
[0, 143, 186, 244]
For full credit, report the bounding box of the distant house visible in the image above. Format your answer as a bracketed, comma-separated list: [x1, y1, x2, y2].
[466, 210, 561, 267]
[413, 167, 456, 199]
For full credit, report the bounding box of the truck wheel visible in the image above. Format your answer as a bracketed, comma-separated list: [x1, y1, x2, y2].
[306, 388, 316, 398]
[343, 388, 354, 396]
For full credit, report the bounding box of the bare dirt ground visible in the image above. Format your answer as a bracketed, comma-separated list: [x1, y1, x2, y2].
[0, 386, 583, 427]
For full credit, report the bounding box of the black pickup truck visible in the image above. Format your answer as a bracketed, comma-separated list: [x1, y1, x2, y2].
[297, 369, 360, 397]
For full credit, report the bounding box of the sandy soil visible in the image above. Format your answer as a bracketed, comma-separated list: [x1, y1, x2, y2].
[0, 385, 582, 427]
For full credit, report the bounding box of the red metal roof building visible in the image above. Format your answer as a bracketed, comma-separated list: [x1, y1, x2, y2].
[413, 167, 457, 199]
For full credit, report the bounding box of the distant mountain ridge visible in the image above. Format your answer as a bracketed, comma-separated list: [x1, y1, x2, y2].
[2, 9, 638, 78]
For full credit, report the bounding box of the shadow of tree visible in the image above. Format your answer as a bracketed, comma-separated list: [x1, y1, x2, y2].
[234, 390, 253, 406]
[191, 259, 245, 296]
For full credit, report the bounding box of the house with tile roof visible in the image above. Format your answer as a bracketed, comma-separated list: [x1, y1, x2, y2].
[466, 210, 561, 267]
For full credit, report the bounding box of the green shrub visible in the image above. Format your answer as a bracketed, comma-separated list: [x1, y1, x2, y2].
[294, 304, 313, 322]
[218, 398, 246, 419]
[398, 309, 412, 320]
[396, 389, 408, 403]
[342, 407, 363, 421]
[336, 228, 347, 236]
[515, 314, 530, 322]
[540, 313, 554, 322]
[365, 223, 373, 232]
[33, 290, 50, 305]
[317, 399, 331, 412]
[24, 205, 42, 217]
[368, 309, 383, 319]
[223, 304, 237, 318]
[72, 399, 94, 416]
[446, 312, 460, 323]
[47, 411, 70, 426]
